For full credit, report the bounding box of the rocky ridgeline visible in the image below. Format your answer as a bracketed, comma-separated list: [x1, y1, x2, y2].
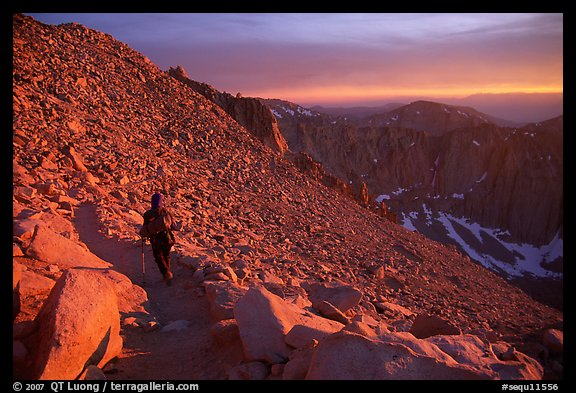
[167, 65, 289, 155]
[166, 66, 391, 220]
[13, 14, 563, 380]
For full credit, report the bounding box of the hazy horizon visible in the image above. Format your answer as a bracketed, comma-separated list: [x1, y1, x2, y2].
[28, 15, 562, 90]
[27, 13, 563, 123]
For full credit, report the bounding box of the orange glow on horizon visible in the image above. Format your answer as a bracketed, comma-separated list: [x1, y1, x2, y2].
[244, 85, 563, 105]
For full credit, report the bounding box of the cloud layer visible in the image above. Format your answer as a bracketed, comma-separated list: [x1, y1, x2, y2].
[28, 13, 563, 106]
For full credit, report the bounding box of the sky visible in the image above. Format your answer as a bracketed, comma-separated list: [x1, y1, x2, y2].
[27, 13, 563, 107]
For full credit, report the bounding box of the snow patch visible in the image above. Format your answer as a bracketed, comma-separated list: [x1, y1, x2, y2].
[451, 193, 464, 199]
[282, 106, 295, 116]
[392, 187, 407, 196]
[271, 109, 283, 119]
[401, 213, 417, 232]
[373, 158, 378, 164]
[472, 140, 480, 146]
[297, 107, 313, 116]
[376, 194, 390, 203]
[436, 212, 563, 279]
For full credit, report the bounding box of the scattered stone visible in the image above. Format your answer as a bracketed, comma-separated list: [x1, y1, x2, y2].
[204, 281, 247, 321]
[302, 281, 363, 313]
[144, 321, 160, 332]
[313, 300, 351, 325]
[259, 271, 285, 285]
[351, 313, 380, 328]
[375, 301, 414, 318]
[342, 321, 377, 337]
[122, 317, 139, 327]
[210, 319, 241, 345]
[409, 314, 461, 339]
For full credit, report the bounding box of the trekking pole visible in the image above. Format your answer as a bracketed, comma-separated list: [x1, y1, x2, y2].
[141, 237, 146, 286]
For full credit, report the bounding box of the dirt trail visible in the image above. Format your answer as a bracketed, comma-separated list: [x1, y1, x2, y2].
[74, 203, 242, 380]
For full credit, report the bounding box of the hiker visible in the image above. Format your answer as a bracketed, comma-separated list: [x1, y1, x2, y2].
[143, 192, 176, 284]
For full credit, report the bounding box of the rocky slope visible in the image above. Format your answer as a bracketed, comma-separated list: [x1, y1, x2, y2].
[167, 65, 288, 155]
[13, 14, 563, 380]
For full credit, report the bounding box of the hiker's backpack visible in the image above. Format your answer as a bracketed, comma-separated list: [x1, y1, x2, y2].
[140, 209, 173, 238]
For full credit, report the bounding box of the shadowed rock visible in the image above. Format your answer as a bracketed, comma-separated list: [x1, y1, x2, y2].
[33, 269, 122, 380]
[234, 285, 343, 363]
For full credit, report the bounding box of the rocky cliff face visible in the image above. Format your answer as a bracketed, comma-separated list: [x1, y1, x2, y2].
[168, 65, 288, 155]
[269, 103, 563, 248]
[13, 14, 563, 380]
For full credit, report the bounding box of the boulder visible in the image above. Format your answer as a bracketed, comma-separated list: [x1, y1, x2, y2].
[204, 281, 247, 321]
[342, 321, 377, 338]
[259, 271, 285, 285]
[25, 225, 111, 269]
[19, 270, 56, 297]
[210, 319, 240, 345]
[305, 331, 491, 380]
[314, 300, 351, 325]
[302, 281, 362, 313]
[63, 144, 88, 172]
[285, 324, 341, 349]
[542, 329, 563, 354]
[409, 314, 461, 339]
[14, 211, 76, 240]
[427, 334, 543, 380]
[33, 269, 122, 380]
[374, 301, 413, 317]
[234, 285, 343, 363]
